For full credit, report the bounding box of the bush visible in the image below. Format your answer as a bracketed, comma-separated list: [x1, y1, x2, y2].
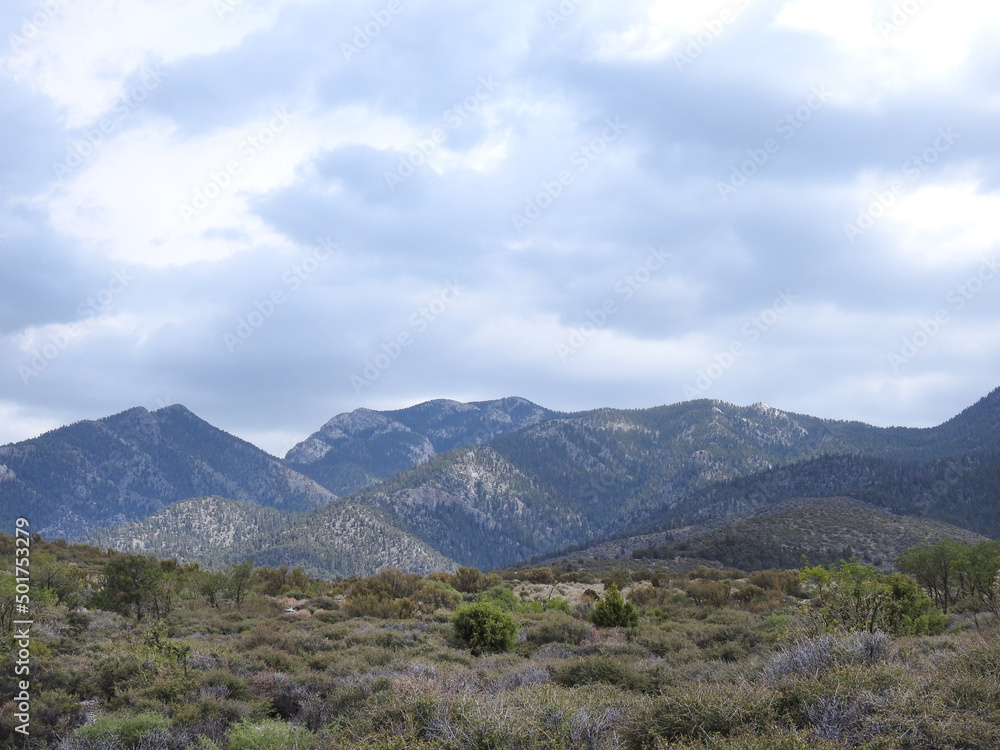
[228, 718, 310, 749]
[762, 631, 892, 684]
[685, 580, 730, 606]
[75, 711, 172, 745]
[624, 682, 774, 746]
[552, 656, 645, 690]
[591, 582, 639, 628]
[803, 562, 947, 635]
[748, 569, 804, 596]
[525, 615, 592, 646]
[452, 602, 519, 655]
[476, 585, 519, 612]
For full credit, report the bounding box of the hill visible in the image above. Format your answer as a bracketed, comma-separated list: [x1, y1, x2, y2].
[631, 497, 988, 571]
[0, 405, 336, 538]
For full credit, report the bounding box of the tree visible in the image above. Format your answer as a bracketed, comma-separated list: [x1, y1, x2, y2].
[452, 602, 518, 655]
[198, 571, 228, 608]
[897, 538, 964, 613]
[898, 539, 1000, 616]
[95, 555, 163, 620]
[803, 561, 946, 636]
[226, 560, 255, 607]
[591, 581, 639, 628]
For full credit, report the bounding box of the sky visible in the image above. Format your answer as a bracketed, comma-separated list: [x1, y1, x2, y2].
[1, 0, 999, 458]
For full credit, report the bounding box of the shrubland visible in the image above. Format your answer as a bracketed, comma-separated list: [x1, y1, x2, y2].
[0, 534, 998, 748]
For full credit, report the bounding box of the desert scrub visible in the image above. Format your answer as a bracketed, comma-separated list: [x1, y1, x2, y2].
[551, 655, 646, 691]
[525, 614, 592, 646]
[623, 681, 775, 747]
[591, 582, 640, 628]
[452, 601, 519, 655]
[72, 711, 173, 746]
[227, 718, 310, 749]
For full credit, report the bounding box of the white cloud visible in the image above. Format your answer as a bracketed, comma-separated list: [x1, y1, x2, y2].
[3, 0, 298, 127]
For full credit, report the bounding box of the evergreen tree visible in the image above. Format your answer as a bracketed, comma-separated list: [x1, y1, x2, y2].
[591, 581, 639, 628]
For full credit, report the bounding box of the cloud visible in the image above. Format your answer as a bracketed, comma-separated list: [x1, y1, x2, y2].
[1, 0, 998, 455]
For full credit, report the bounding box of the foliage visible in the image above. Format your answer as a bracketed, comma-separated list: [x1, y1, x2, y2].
[452, 601, 519, 655]
[898, 537, 1000, 615]
[591, 582, 639, 628]
[75, 711, 172, 745]
[92, 554, 164, 620]
[802, 561, 947, 635]
[228, 719, 310, 749]
[4, 533, 1000, 749]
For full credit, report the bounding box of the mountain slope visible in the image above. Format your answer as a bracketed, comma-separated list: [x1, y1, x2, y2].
[252, 500, 456, 577]
[84, 493, 453, 578]
[85, 496, 290, 568]
[284, 396, 556, 495]
[633, 497, 989, 571]
[350, 400, 845, 569]
[0, 405, 336, 539]
[346, 390, 1000, 570]
[645, 451, 1000, 538]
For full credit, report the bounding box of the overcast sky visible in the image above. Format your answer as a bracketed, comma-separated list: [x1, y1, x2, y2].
[2, 0, 999, 457]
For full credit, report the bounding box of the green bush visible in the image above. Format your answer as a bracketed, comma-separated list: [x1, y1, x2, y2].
[591, 582, 639, 628]
[476, 585, 520, 611]
[228, 718, 310, 749]
[803, 561, 947, 635]
[624, 682, 774, 746]
[75, 711, 171, 745]
[525, 614, 591, 646]
[452, 602, 519, 655]
[685, 580, 731, 606]
[552, 656, 645, 690]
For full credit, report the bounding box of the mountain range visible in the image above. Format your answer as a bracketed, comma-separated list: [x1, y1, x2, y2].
[2, 387, 997, 577]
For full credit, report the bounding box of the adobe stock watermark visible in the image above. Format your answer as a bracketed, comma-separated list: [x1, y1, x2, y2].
[717, 86, 831, 201]
[555, 246, 671, 361]
[510, 117, 628, 232]
[52, 65, 166, 181]
[350, 281, 465, 394]
[341, 1, 403, 63]
[384, 74, 501, 191]
[843, 128, 959, 244]
[215, 0, 249, 21]
[225, 236, 337, 353]
[18, 268, 135, 384]
[878, 0, 930, 39]
[683, 289, 798, 398]
[12, 517, 32, 738]
[547, 0, 586, 30]
[674, 0, 754, 71]
[7, 0, 69, 54]
[178, 107, 293, 223]
[887, 255, 998, 371]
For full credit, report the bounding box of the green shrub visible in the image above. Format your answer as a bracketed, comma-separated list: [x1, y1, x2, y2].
[748, 569, 804, 596]
[228, 718, 310, 749]
[476, 585, 519, 612]
[627, 584, 675, 609]
[452, 602, 519, 655]
[525, 614, 591, 646]
[591, 582, 639, 628]
[624, 682, 774, 746]
[685, 580, 731, 606]
[803, 562, 947, 635]
[413, 579, 462, 611]
[552, 656, 645, 690]
[76, 711, 171, 745]
[733, 584, 767, 603]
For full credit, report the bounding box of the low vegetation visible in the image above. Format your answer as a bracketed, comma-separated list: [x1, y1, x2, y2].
[1, 534, 999, 748]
